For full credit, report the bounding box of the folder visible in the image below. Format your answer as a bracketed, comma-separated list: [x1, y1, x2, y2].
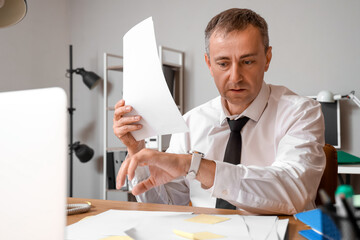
[337, 151, 360, 165]
[294, 209, 341, 240]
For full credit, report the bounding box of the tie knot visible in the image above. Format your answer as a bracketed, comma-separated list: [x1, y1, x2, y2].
[227, 117, 249, 132]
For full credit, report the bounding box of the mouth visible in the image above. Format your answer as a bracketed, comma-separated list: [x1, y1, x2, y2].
[229, 88, 245, 93]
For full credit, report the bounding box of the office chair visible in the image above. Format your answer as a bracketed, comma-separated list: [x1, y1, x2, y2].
[315, 143, 338, 205]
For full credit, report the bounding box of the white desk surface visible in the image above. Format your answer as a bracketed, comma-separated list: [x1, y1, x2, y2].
[338, 164, 360, 174]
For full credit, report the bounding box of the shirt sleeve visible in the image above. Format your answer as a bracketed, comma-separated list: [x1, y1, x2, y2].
[209, 100, 326, 215]
[130, 132, 190, 206]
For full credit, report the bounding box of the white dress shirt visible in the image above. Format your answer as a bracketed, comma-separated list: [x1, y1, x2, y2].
[130, 81, 326, 214]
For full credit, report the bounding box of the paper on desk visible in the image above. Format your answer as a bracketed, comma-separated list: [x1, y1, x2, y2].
[123, 17, 189, 141]
[243, 216, 287, 240]
[125, 213, 251, 239]
[125, 213, 288, 240]
[100, 236, 134, 240]
[185, 214, 230, 224]
[65, 210, 192, 240]
[66, 210, 289, 240]
[173, 229, 225, 239]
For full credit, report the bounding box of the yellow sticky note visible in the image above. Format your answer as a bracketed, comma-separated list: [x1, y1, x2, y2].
[173, 229, 195, 239]
[194, 232, 225, 239]
[173, 229, 225, 240]
[185, 214, 230, 224]
[79, 216, 93, 221]
[100, 236, 134, 240]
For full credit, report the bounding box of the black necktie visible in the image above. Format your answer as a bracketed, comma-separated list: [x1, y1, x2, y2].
[216, 117, 249, 210]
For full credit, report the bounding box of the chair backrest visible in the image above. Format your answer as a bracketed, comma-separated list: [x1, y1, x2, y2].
[315, 143, 338, 205]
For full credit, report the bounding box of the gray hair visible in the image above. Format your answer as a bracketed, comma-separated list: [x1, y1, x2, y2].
[205, 8, 269, 56]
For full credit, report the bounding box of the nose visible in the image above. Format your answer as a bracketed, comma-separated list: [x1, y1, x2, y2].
[229, 63, 243, 83]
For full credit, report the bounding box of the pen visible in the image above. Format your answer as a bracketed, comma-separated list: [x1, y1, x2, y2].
[319, 189, 336, 212]
[339, 194, 360, 238]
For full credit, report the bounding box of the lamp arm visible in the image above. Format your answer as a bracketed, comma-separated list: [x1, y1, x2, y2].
[348, 91, 360, 108]
[66, 68, 82, 75]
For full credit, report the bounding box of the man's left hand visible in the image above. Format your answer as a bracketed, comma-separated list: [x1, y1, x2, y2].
[116, 149, 191, 195]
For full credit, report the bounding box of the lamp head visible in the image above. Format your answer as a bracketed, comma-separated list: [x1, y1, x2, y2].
[75, 68, 101, 90]
[72, 141, 94, 163]
[317, 90, 335, 103]
[0, 0, 27, 28]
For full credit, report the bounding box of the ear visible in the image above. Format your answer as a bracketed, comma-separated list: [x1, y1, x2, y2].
[264, 46, 272, 72]
[204, 53, 214, 77]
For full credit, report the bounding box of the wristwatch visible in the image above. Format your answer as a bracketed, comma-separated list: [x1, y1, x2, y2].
[186, 151, 204, 180]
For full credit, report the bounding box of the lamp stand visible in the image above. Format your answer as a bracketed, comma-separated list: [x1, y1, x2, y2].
[66, 44, 99, 197]
[68, 45, 75, 197]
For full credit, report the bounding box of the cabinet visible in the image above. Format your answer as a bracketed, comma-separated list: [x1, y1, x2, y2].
[102, 46, 184, 200]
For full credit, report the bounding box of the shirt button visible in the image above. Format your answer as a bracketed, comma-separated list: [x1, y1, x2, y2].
[222, 190, 228, 195]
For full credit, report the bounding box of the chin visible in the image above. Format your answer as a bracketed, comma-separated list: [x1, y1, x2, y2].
[227, 94, 254, 106]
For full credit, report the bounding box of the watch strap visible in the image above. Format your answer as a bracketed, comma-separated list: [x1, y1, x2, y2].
[186, 151, 204, 180]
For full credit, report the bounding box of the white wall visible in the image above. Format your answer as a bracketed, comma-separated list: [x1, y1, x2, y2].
[0, 0, 69, 91]
[0, 0, 71, 191]
[1, 0, 359, 198]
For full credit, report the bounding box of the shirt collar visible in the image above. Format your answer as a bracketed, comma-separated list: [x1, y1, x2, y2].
[219, 81, 270, 126]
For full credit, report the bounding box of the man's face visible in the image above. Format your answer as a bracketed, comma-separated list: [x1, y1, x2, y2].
[205, 25, 272, 115]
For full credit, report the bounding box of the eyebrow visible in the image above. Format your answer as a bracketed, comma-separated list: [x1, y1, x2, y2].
[214, 53, 258, 61]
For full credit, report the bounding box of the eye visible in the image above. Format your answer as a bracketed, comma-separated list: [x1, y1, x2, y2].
[217, 62, 229, 68]
[244, 60, 253, 65]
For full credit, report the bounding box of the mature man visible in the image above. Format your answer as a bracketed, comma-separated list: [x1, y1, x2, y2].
[113, 8, 325, 214]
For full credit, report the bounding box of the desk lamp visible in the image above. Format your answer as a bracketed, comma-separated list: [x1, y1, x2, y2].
[0, 0, 27, 28]
[66, 45, 101, 197]
[345, 91, 360, 108]
[317, 90, 360, 107]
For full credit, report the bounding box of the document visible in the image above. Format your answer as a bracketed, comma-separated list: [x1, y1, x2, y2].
[123, 17, 189, 141]
[66, 210, 192, 240]
[66, 210, 289, 240]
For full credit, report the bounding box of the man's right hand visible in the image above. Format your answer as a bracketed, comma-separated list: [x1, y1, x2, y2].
[113, 99, 145, 156]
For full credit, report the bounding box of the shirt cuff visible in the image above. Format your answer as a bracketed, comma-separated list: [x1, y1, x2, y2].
[206, 161, 245, 200]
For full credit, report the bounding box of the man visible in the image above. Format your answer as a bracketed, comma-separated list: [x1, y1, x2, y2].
[113, 8, 325, 214]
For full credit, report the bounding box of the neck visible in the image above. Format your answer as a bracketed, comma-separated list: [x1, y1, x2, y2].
[223, 99, 250, 116]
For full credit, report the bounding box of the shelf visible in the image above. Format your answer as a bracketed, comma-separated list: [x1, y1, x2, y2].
[106, 189, 130, 193]
[338, 164, 360, 174]
[162, 61, 182, 68]
[107, 65, 123, 72]
[103, 47, 184, 201]
[106, 147, 128, 152]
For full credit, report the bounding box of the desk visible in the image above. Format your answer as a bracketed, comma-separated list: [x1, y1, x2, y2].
[67, 198, 309, 239]
[338, 164, 360, 185]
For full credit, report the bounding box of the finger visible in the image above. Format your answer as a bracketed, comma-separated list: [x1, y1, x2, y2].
[116, 157, 131, 189]
[113, 124, 142, 139]
[114, 99, 125, 109]
[127, 154, 141, 181]
[132, 178, 156, 195]
[114, 105, 132, 118]
[113, 115, 141, 128]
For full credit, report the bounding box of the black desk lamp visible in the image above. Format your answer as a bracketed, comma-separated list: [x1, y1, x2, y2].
[66, 45, 101, 197]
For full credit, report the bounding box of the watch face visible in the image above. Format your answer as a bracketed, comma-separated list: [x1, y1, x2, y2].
[188, 150, 204, 157]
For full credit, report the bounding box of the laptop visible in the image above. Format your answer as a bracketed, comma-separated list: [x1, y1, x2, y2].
[0, 88, 67, 240]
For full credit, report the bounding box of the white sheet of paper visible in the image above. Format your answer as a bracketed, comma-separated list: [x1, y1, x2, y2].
[65, 210, 193, 240]
[66, 209, 288, 240]
[125, 214, 252, 240]
[123, 17, 189, 141]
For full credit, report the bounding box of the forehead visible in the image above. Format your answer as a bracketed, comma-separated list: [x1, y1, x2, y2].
[209, 25, 264, 54]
